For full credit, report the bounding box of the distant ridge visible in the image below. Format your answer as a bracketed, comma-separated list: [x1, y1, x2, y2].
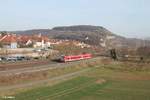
[53, 25, 107, 32]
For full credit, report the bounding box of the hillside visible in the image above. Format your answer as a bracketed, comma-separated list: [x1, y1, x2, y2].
[51, 25, 118, 46]
[6, 25, 150, 49]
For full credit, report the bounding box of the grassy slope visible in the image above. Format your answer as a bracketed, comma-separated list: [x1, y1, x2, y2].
[1, 62, 150, 100]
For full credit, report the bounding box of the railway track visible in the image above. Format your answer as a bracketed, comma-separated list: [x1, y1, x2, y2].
[0, 57, 101, 76]
[0, 59, 56, 71]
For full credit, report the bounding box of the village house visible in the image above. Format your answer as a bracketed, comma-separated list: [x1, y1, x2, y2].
[0, 33, 51, 49]
[0, 33, 91, 49]
[0, 34, 18, 49]
[32, 34, 51, 48]
[18, 34, 51, 48]
[17, 35, 33, 47]
[72, 41, 91, 48]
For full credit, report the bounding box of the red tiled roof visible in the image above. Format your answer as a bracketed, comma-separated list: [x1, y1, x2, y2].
[0, 35, 17, 44]
[18, 35, 32, 43]
[31, 35, 49, 42]
[18, 35, 49, 43]
[0, 36, 2, 40]
[0, 34, 50, 44]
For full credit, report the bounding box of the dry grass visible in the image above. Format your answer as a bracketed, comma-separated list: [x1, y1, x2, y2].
[0, 58, 102, 86]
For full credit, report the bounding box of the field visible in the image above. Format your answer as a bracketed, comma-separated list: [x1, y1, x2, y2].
[1, 60, 150, 100]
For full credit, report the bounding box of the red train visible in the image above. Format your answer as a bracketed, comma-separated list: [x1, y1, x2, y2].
[60, 53, 92, 62]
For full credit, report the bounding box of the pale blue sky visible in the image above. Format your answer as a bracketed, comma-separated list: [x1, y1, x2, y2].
[0, 0, 150, 38]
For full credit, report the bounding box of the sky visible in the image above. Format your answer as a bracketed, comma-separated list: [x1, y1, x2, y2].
[0, 0, 150, 38]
